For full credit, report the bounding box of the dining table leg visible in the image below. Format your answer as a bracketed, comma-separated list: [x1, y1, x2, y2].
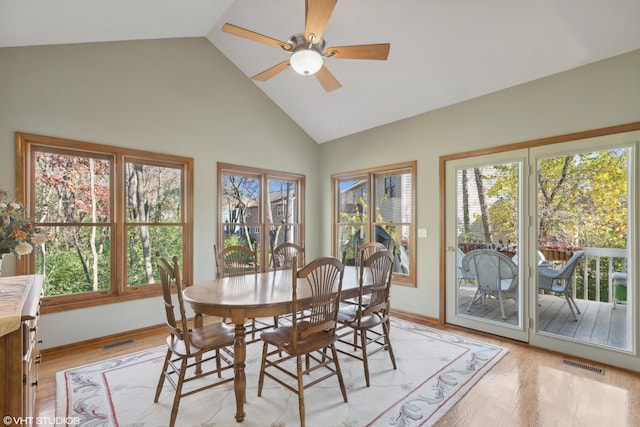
[194, 313, 204, 374]
[233, 321, 247, 422]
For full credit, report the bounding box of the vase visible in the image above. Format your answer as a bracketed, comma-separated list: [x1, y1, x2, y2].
[0, 252, 10, 277]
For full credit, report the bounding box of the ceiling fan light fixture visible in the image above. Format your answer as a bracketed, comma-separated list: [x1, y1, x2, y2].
[290, 48, 323, 75]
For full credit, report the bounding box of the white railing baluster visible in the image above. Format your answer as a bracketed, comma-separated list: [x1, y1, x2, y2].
[595, 256, 601, 302]
[579, 247, 628, 304]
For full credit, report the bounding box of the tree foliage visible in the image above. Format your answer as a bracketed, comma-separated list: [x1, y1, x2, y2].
[459, 148, 628, 251]
[34, 151, 183, 296]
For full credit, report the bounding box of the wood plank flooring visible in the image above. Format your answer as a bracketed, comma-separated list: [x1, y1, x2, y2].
[35, 315, 640, 427]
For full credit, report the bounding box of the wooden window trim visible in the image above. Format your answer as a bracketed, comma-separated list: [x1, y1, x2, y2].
[15, 132, 194, 314]
[332, 161, 417, 286]
[217, 162, 305, 271]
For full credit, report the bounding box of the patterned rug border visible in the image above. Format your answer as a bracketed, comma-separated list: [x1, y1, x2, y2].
[56, 318, 508, 427]
[368, 319, 508, 426]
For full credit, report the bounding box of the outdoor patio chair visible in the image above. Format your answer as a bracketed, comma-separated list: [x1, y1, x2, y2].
[612, 272, 628, 308]
[457, 247, 476, 286]
[462, 249, 519, 320]
[537, 250, 584, 320]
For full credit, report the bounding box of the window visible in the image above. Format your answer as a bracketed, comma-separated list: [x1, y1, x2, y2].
[16, 133, 193, 311]
[384, 176, 395, 198]
[218, 163, 304, 271]
[332, 161, 416, 285]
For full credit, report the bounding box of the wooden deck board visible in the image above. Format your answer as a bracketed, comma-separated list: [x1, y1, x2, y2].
[456, 286, 628, 350]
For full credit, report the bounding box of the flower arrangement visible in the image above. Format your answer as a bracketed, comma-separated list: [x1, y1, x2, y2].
[0, 188, 47, 258]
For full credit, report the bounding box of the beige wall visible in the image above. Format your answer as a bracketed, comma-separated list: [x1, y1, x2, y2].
[319, 49, 640, 317]
[1, 38, 638, 347]
[0, 38, 320, 347]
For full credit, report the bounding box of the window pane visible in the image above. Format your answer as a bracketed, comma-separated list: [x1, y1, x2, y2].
[337, 224, 368, 266]
[34, 149, 113, 298]
[333, 162, 415, 285]
[21, 132, 194, 308]
[34, 151, 111, 222]
[127, 225, 183, 286]
[126, 163, 182, 223]
[37, 225, 112, 296]
[223, 226, 261, 255]
[221, 174, 260, 225]
[219, 165, 304, 273]
[456, 164, 519, 250]
[338, 179, 368, 223]
[381, 224, 411, 275]
[266, 179, 298, 223]
[375, 171, 412, 223]
[268, 224, 300, 250]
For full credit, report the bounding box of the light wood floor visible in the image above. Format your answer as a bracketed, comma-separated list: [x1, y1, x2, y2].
[36, 315, 640, 427]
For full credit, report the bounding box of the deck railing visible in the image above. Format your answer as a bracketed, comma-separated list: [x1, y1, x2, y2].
[571, 247, 628, 303]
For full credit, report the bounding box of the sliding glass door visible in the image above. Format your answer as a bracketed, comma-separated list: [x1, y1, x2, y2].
[444, 127, 639, 371]
[528, 132, 636, 369]
[445, 149, 529, 342]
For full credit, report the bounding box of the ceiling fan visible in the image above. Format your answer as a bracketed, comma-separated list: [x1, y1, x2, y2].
[221, 0, 390, 92]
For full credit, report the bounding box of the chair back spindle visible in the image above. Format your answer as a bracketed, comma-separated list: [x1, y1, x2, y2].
[272, 242, 305, 270]
[215, 244, 258, 278]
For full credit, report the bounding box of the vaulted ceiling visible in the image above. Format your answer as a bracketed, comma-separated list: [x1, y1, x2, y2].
[2, 0, 639, 143]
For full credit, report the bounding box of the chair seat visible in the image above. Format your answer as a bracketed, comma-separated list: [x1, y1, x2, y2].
[549, 283, 567, 294]
[337, 306, 385, 329]
[479, 278, 516, 293]
[337, 304, 357, 320]
[261, 325, 338, 356]
[190, 322, 235, 348]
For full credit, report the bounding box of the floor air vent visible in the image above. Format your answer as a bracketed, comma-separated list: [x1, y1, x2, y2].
[102, 339, 134, 350]
[562, 359, 605, 375]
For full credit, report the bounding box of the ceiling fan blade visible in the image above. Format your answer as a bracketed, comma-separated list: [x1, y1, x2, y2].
[251, 60, 291, 82]
[222, 23, 292, 51]
[305, 0, 337, 43]
[315, 65, 342, 92]
[324, 43, 391, 60]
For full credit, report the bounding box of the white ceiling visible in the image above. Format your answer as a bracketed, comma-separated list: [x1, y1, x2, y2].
[2, 0, 639, 144]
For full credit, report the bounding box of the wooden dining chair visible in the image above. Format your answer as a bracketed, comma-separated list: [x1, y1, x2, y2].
[355, 241, 387, 263]
[257, 254, 348, 427]
[336, 248, 397, 387]
[214, 244, 277, 341]
[154, 253, 234, 427]
[271, 241, 305, 270]
[344, 241, 389, 307]
[214, 244, 259, 278]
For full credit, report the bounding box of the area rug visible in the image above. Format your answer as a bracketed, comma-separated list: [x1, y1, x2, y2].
[56, 319, 507, 427]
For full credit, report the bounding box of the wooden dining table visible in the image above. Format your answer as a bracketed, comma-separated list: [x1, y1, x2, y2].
[182, 265, 365, 423]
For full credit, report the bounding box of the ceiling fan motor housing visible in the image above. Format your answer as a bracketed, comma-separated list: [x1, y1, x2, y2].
[288, 33, 326, 75]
